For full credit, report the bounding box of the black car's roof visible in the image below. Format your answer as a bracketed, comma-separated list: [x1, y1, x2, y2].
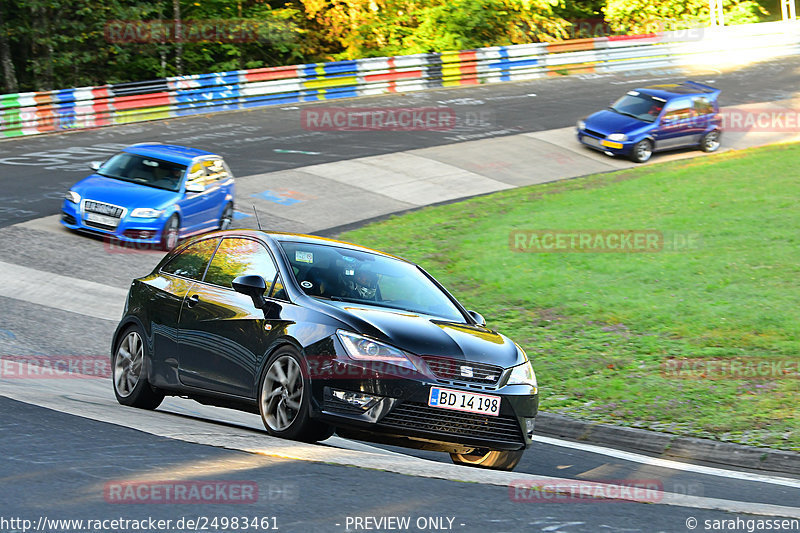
[200, 229, 412, 264]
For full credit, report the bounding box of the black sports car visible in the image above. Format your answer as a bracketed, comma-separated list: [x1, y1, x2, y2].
[112, 230, 539, 470]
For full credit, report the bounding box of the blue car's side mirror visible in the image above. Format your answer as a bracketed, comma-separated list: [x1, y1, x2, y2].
[89, 161, 101, 171]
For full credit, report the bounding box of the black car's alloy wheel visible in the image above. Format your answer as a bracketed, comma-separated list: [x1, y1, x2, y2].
[630, 139, 653, 163]
[258, 347, 333, 442]
[113, 326, 164, 409]
[450, 449, 524, 471]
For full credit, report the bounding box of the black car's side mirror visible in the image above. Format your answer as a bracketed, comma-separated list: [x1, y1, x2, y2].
[467, 310, 486, 327]
[89, 161, 101, 171]
[232, 275, 267, 309]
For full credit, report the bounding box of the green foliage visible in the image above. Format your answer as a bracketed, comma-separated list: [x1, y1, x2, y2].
[604, 0, 767, 33]
[341, 144, 800, 450]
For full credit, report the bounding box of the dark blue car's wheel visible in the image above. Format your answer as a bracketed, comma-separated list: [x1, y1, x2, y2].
[701, 130, 721, 152]
[219, 203, 233, 230]
[631, 139, 653, 163]
[160, 214, 180, 251]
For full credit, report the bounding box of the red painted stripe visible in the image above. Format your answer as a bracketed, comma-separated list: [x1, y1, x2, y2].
[458, 51, 479, 85]
[244, 65, 300, 82]
[113, 92, 170, 110]
[363, 69, 424, 83]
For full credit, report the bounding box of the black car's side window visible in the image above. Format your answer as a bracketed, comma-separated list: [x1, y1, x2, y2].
[160, 238, 219, 280]
[204, 238, 280, 297]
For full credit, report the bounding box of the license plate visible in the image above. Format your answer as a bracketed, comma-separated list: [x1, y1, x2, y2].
[582, 136, 601, 148]
[601, 140, 623, 149]
[428, 387, 500, 416]
[85, 212, 120, 227]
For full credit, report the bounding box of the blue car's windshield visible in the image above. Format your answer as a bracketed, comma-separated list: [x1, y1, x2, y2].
[609, 92, 664, 123]
[97, 153, 186, 192]
[279, 241, 466, 322]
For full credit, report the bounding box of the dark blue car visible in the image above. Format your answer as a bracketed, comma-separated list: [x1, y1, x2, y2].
[61, 144, 235, 249]
[577, 81, 722, 163]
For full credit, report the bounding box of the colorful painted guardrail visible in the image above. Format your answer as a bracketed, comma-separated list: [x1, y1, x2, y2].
[1, 20, 798, 137]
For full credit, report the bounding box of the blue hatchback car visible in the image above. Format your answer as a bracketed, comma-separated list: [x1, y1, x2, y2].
[576, 81, 722, 163]
[61, 144, 235, 249]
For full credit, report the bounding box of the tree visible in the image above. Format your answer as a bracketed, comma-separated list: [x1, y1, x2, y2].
[0, 1, 19, 93]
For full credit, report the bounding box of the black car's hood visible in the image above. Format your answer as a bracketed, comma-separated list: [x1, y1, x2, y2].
[316, 300, 522, 368]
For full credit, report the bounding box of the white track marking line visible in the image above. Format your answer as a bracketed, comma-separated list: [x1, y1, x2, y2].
[533, 434, 800, 489]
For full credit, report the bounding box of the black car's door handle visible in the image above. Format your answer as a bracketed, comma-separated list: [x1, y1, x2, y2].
[186, 294, 200, 308]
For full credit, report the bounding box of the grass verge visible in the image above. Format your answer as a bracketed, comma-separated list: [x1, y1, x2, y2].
[341, 143, 800, 451]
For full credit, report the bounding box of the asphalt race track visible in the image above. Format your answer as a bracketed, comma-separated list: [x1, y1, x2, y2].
[1, 57, 800, 533]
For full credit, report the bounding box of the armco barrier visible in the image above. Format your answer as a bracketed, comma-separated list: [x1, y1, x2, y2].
[1, 20, 799, 138]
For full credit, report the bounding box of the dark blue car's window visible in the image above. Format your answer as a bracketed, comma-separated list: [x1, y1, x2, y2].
[609, 92, 664, 123]
[161, 238, 219, 280]
[278, 241, 465, 322]
[97, 152, 186, 192]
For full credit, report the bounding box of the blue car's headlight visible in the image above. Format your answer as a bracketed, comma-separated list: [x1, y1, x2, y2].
[337, 330, 417, 371]
[577, 120, 586, 130]
[607, 133, 628, 142]
[65, 191, 81, 204]
[130, 208, 164, 218]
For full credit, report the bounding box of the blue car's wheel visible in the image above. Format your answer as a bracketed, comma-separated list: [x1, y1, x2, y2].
[631, 139, 653, 163]
[218, 203, 233, 230]
[160, 214, 180, 251]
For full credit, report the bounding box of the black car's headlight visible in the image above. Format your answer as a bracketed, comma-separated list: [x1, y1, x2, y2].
[507, 346, 538, 392]
[336, 330, 417, 371]
[65, 190, 81, 204]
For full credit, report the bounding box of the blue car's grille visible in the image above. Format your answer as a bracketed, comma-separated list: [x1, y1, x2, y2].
[583, 128, 604, 138]
[84, 200, 123, 218]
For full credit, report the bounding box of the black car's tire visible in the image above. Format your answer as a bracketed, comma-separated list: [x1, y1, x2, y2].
[258, 347, 333, 443]
[112, 326, 165, 410]
[218, 203, 234, 230]
[450, 449, 524, 471]
[700, 129, 721, 152]
[630, 139, 653, 163]
[160, 214, 180, 251]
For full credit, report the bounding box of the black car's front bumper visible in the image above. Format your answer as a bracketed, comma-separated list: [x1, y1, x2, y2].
[308, 359, 538, 453]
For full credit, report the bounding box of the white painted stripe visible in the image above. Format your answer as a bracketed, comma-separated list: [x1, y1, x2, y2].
[533, 434, 800, 489]
[0, 260, 126, 321]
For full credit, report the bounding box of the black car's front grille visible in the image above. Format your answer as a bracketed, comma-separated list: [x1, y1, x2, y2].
[422, 356, 503, 387]
[379, 402, 524, 446]
[583, 128, 604, 138]
[84, 200, 124, 218]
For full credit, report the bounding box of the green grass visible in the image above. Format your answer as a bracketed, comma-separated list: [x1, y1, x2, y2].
[340, 143, 800, 451]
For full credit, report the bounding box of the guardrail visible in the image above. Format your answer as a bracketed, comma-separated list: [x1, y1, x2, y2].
[1, 20, 798, 138]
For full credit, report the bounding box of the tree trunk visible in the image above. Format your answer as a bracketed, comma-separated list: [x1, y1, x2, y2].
[173, 0, 183, 75]
[0, 2, 19, 93]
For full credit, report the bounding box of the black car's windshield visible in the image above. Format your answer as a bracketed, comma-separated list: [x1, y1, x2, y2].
[279, 241, 466, 322]
[609, 92, 664, 123]
[97, 152, 186, 192]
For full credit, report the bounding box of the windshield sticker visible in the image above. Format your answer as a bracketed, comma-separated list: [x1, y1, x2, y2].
[296, 251, 313, 263]
[300, 281, 313, 289]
